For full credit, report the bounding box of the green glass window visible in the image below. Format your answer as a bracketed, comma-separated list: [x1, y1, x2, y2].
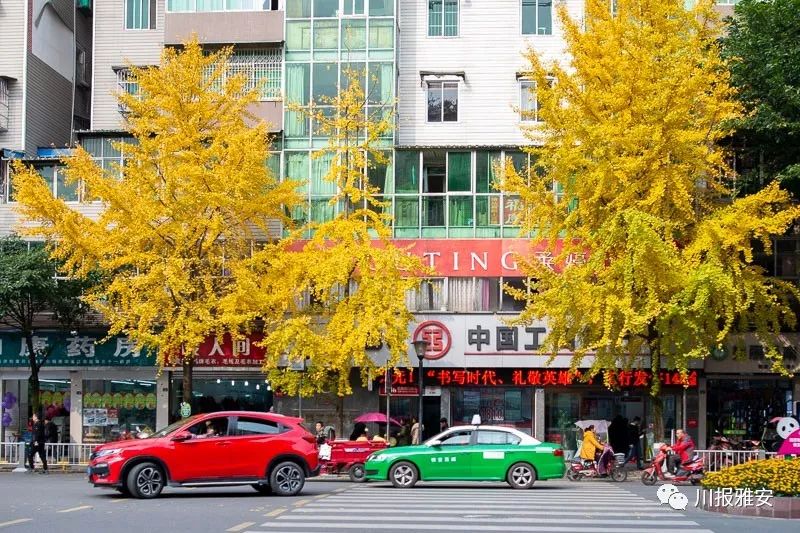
[342, 19, 366, 50]
[314, 20, 339, 50]
[368, 151, 393, 194]
[476, 151, 501, 193]
[55, 169, 79, 202]
[522, 0, 552, 36]
[447, 152, 471, 192]
[312, 63, 338, 104]
[395, 197, 419, 227]
[368, 62, 394, 104]
[422, 196, 445, 227]
[311, 198, 336, 223]
[476, 196, 501, 226]
[287, 0, 311, 17]
[344, 0, 365, 15]
[285, 152, 309, 192]
[313, 0, 338, 17]
[507, 151, 528, 175]
[368, 0, 393, 16]
[125, 0, 154, 30]
[369, 19, 394, 49]
[286, 63, 310, 104]
[448, 197, 472, 226]
[395, 151, 420, 193]
[428, 1, 458, 37]
[287, 21, 311, 51]
[311, 153, 337, 195]
[266, 153, 281, 180]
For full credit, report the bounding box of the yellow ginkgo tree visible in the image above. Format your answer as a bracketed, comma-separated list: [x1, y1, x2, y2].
[502, 0, 800, 437]
[12, 39, 300, 404]
[224, 67, 425, 399]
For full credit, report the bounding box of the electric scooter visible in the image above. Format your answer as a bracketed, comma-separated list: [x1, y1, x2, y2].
[566, 444, 628, 482]
[641, 444, 703, 486]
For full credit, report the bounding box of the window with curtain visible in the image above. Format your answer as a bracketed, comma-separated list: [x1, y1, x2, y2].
[368, 0, 393, 16]
[125, 0, 155, 30]
[287, 21, 312, 51]
[311, 153, 337, 195]
[406, 278, 444, 311]
[167, 0, 194, 12]
[368, 151, 392, 194]
[313, 63, 338, 104]
[448, 197, 472, 227]
[395, 197, 419, 228]
[520, 80, 537, 122]
[285, 152, 310, 190]
[475, 150, 501, 192]
[342, 19, 366, 49]
[286, 64, 310, 137]
[422, 196, 445, 227]
[287, 0, 311, 17]
[395, 151, 419, 193]
[369, 19, 394, 49]
[448, 278, 500, 312]
[343, 0, 365, 15]
[313, 0, 338, 17]
[476, 195, 501, 227]
[522, 0, 552, 35]
[315, 20, 339, 50]
[428, 1, 458, 37]
[368, 63, 393, 104]
[311, 198, 336, 223]
[447, 152, 471, 192]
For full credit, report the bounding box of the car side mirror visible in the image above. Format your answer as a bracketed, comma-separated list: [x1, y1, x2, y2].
[171, 431, 192, 442]
[427, 439, 441, 447]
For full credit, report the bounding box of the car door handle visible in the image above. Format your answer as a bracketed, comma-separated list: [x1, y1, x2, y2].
[215, 441, 231, 446]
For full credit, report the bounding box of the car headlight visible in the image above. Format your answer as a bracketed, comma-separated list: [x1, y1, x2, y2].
[367, 453, 386, 462]
[94, 448, 122, 458]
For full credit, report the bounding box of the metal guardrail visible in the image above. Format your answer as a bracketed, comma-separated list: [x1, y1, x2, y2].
[695, 449, 778, 472]
[0, 442, 96, 469]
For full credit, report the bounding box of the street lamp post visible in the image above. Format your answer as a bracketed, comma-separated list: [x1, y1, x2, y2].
[412, 340, 427, 444]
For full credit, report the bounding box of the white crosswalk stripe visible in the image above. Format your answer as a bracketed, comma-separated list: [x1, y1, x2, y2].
[246, 484, 714, 533]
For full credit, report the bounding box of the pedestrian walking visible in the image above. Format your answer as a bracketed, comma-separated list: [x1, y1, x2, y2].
[625, 416, 643, 469]
[440, 417, 449, 432]
[28, 413, 48, 474]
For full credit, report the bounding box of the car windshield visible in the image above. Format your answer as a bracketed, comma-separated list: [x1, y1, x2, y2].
[149, 416, 199, 438]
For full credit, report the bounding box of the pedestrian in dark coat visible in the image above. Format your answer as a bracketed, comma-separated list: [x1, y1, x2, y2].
[28, 413, 48, 473]
[608, 415, 628, 454]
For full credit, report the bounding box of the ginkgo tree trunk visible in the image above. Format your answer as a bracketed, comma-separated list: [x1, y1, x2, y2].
[501, 0, 800, 440]
[224, 67, 426, 399]
[12, 39, 300, 408]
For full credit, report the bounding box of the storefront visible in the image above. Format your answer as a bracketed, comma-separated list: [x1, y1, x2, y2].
[703, 341, 800, 450]
[372, 314, 702, 448]
[0, 331, 162, 444]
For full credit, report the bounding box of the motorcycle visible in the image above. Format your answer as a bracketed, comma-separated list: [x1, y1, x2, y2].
[566, 444, 627, 482]
[641, 444, 703, 486]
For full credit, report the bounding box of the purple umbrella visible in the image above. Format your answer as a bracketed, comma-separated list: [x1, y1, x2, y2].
[354, 412, 402, 426]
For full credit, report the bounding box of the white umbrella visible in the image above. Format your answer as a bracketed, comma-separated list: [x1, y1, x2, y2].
[574, 420, 610, 436]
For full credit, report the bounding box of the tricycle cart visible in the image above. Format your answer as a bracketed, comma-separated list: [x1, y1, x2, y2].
[319, 440, 388, 482]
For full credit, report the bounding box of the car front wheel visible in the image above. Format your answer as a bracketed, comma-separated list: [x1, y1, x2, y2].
[389, 461, 418, 488]
[506, 462, 536, 489]
[126, 462, 165, 499]
[270, 461, 305, 496]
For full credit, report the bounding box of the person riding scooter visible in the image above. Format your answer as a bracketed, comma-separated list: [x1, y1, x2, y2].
[579, 425, 606, 471]
[667, 428, 695, 477]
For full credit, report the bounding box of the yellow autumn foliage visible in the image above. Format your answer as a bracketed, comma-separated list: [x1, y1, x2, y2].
[12, 40, 300, 390]
[502, 0, 800, 388]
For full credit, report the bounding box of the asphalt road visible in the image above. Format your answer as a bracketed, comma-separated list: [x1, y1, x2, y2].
[0, 473, 796, 533]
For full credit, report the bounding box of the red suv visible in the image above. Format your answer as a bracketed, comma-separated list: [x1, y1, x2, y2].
[88, 411, 319, 499]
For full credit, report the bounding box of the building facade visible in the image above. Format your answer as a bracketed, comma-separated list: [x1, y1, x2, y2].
[1, 0, 798, 452]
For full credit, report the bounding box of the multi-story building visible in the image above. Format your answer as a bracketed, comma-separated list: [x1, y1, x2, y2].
[1, 0, 797, 451]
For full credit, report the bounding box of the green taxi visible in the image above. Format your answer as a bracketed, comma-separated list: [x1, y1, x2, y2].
[364, 418, 565, 488]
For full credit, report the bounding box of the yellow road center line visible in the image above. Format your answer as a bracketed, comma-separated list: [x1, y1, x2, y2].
[57, 505, 92, 513]
[264, 508, 286, 518]
[293, 499, 311, 507]
[0, 519, 33, 529]
[226, 522, 256, 532]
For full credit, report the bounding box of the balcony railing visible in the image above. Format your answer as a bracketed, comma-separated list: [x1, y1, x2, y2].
[167, 0, 281, 12]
